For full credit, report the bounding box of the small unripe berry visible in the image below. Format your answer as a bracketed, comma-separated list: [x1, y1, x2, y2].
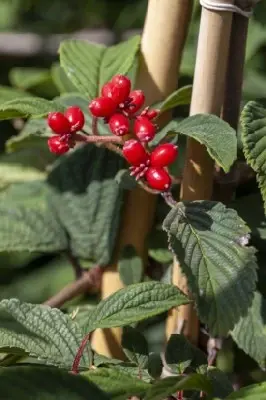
[122, 139, 150, 166]
[47, 112, 71, 135]
[145, 167, 171, 191]
[65, 106, 85, 132]
[146, 109, 159, 120]
[109, 113, 129, 136]
[150, 143, 178, 168]
[48, 136, 70, 155]
[134, 116, 156, 142]
[89, 97, 116, 118]
[127, 90, 145, 114]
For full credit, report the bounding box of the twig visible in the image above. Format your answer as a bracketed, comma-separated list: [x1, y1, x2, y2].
[71, 333, 91, 374]
[66, 251, 83, 279]
[44, 266, 102, 308]
[75, 133, 123, 144]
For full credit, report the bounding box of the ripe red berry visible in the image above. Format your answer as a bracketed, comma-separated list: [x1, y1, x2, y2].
[127, 90, 145, 114]
[111, 75, 131, 96]
[102, 77, 131, 105]
[145, 167, 171, 191]
[108, 113, 129, 136]
[48, 136, 70, 155]
[150, 143, 178, 168]
[65, 106, 85, 132]
[146, 109, 159, 120]
[89, 97, 117, 118]
[122, 139, 150, 166]
[134, 116, 156, 142]
[47, 112, 71, 135]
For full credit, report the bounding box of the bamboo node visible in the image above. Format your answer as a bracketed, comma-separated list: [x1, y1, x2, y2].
[200, 0, 260, 17]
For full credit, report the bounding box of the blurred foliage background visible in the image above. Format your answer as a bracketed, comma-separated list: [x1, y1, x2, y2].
[0, 0, 266, 384]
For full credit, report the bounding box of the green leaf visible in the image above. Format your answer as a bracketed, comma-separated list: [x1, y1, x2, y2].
[111, 362, 151, 382]
[51, 63, 78, 93]
[47, 144, 124, 263]
[59, 36, 140, 99]
[165, 334, 207, 374]
[163, 201, 257, 336]
[0, 192, 67, 253]
[207, 367, 234, 398]
[241, 101, 266, 212]
[86, 281, 189, 332]
[93, 353, 123, 367]
[0, 298, 91, 368]
[144, 374, 213, 400]
[83, 367, 150, 400]
[114, 169, 137, 190]
[173, 114, 237, 172]
[226, 382, 266, 399]
[122, 326, 149, 368]
[0, 366, 109, 400]
[9, 67, 51, 90]
[147, 353, 163, 379]
[0, 85, 33, 104]
[231, 291, 266, 368]
[0, 97, 64, 120]
[148, 228, 173, 264]
[118, 245, 143, 286]
[157, 85, 192, 112]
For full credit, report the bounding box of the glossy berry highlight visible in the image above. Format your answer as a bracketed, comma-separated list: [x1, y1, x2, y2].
[122, 139, 150, 166]
[65, 106, 85, 132]
[150, 143, 178, 168]
[48, 112, 71, 135]
[127, 90, 145, 114]
[145, 167, 171, 191]
[134, 116, 156, 142]
[109, 113, 129, 136]
[89, 97, 117, 118]
[48, 136, 70, 155]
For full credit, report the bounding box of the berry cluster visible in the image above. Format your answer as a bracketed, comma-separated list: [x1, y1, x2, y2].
[46, 74, 178, 193]
[47, 106, 85, 154]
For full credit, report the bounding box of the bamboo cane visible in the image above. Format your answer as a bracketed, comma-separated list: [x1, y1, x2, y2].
[214, 10, 250, 204]
[91, 0, 194, 358]
[166, 0, 234, 345]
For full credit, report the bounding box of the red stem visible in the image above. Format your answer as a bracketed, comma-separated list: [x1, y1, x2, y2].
[71, 333, 92, 374]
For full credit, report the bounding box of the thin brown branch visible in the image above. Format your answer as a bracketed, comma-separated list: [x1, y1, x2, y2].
[44, 266, 102, 308]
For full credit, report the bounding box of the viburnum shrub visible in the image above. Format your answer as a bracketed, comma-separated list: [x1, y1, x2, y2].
[47, 74, 177, 194]
[0, 33, 264, 400]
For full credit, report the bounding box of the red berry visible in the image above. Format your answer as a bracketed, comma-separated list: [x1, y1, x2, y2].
[127, 90, 145, 114]
[102, 78, 130, 105]
[109, 113, 129, 136]
[111, 75, 131, 97]
[47, 112, 71, 135]
[48, 136, 70, 155]
[65, 106, 85, 132]
[150, 143, 178, 168]
[89, 97, 116, 118]
[145, 167, 171, 191]
[122, 139, 150, 166]
[146, 109, 159, 120]
[134, 116, 156, 142]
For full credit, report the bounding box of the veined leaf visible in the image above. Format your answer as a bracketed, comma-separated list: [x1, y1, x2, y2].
[51, 63, 78, 93]
[156, 85, 192, 112]
[0, 366, 109, 400]
[144, 374, 213, 400]
[86, 281, 189, 332]
[226, 382, 266, 399]
[121, 326, 149, 369]
[207, 367, 234, 398]
[231, 291, 266, 368]
[0, 85, 33, 104]
[0, 298, 91, 368]
[47, 143, 124, 264]
[0, 97, 64, 120]
[173, 114, 237, 172]
[83, 368, 150, 400]
[241, 101, 266, 212]
[59, 36, 140, 99]
[163, 201, 257, 336]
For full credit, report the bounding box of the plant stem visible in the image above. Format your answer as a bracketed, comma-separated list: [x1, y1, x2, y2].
[75, 133, 123, 144]
[44, 266, 102, 308]
[71, 333, 91, 374]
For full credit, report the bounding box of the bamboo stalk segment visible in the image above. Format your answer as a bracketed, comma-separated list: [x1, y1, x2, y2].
[91, 0, 194, 358]
[166, 0, 234, 344]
